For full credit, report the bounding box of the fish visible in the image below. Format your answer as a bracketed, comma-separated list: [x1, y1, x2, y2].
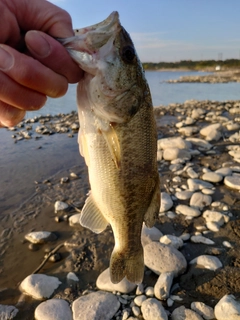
[59, 11, 160, 284]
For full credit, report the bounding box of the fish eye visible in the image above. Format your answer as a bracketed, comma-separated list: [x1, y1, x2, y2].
[122, 46, 135, 63]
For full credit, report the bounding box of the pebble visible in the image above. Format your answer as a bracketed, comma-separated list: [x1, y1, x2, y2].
[0, 305, 19, 319]
[96, 268, 136, 294]
[224, 175, 240, 190]
[171, 305, 204, 320]
[175, 204, 201, 217]
[67, 272, 79, 282]
[136, 283, 145, 295]
[25, 231, 57, 244]
[180, 233, 191, 241]
[154, 272, 174, 300]
[163, 147, 191, 161]
[190, 255, 222, 271]
[159, 192, 173, 212]
[188, 178, 214, 191]
[202, 210, 225, 225]
[201, 188, 215, 195]
[215, 167, 232, 176]
[141, 223, 163, 247]
[189, 192, 212, 209]
[186, 137, 212, 150]
[158, 137, 191, 150]
[200, 123, 222, 136]
[175, 190, 194, 200]
[132, 305, 141, 317]
[214, 294, 240, 320]
[141, 298, 168, 320]
[69, 213, 81, 227]
[20, 274, 61, 299]
[72, 291, 120, 320]
[191, 301, 215, 320]
[144, 242, 187, 276]
[54, 201, 69, 213]
[145, 286, 154, 297]
[206, 222, 221, 232]
[160, 235, 183, 249]
[202, 172, 223, 183]
[134, 295, 147, 306]
[191, 235, 215, 245]
[223, 240, 232, 248]
[34, 299, 73, 320]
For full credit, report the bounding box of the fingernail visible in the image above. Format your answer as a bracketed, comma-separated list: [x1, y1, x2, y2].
[0, 45, 14, 71]
[26, 31, 51, 58]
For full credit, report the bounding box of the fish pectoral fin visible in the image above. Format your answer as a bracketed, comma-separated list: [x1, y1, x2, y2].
[102, 123, 121, 169]
[80, 194, 108, 234]
[144, 175, 161, 228]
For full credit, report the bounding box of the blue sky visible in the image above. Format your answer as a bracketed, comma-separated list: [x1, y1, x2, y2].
[49, 0, 240, 62]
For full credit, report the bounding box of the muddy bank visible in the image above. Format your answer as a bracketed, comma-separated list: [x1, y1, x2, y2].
[0, 100, 240, 319]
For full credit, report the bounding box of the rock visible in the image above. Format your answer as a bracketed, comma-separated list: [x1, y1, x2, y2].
[160, 235, 183, 249]
[154, 272, 174, 300]
[134, 295, 147, 306]
[20, 274, 61, 299]
[96, 268, 136, 293]
[172, 305, 204, 320]
[178, 126, 199, 136]
[158, 137, 191, 150]
[175, 204, 201, 217]
[35, 299, 73, 320]
[189, 192, 212, 210]
[191, 301, 215, 320]
[175, 190, 194, 200]
[160, 192, 173, 212]
[141, 298, 168, 320]
[200, 123, 222, 136]
[190, 255, 222, 271]
[136, 283, 145, 295]
[144, 242, 187, 276]
[214, 294, 240, 320]
[0, 305, 19, 319]
[163, 148, 191, 161]
[72, 291, 120, 320]
[67, 272, 79, 282]
[54, 201, 69, 213]
[202, 210, 225, 226]
[145, 286, 154, 297]
[132, 305, 141, 317]
[187, 179, 214, 191]
[141, 223, 163, 247]
[25, 231, 57, 244]
[69, 213, 81, 227]
[215, 167, 232, 176]
[224, 175, 240, 190]
[190, 235, 215, 245]
[187, 167, 199, 179]
[186, 138, 212, 150]
[202, 172, 223, 183]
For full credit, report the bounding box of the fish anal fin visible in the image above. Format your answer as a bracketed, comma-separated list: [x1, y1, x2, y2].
[144, 176, 161, 228]
[110, 247, 144, 284]
[80, 194, 108, 234]
[102, 123, 121, 169]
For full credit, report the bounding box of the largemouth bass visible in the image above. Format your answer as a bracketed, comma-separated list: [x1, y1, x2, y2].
[60, 12, 160, 284]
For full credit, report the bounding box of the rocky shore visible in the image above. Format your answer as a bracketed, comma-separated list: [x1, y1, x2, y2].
[1, 99, 240, 319]
[167, 70, 240, 83]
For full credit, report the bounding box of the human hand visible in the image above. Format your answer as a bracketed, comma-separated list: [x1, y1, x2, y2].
[0, 0, 83, 127]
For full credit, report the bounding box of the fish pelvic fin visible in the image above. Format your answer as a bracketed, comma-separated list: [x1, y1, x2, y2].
[110, 247, 144, 284]
[144, 175, 161, 228]
[80, 193, 109, 234]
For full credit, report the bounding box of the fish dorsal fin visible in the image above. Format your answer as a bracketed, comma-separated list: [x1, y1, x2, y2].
[144, 176, 160, 228]
[78, 129, 90, 167]
[80, 193, 109, 234]
[102, 123, 121, 169]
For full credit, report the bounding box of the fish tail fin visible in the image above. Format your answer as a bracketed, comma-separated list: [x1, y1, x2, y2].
[110, 247, 144, 284]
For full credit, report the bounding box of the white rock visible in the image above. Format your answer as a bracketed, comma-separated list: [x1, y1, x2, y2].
[205, 130, 222, 141]
[72, 291, 120, 320]
[158, 137, 191, 150]
[178, 126, 199, 136]
[145, 286, 154, 297]
[187, 167, 199, 179]
[160, 235, 183, 249]
[163, 148, 191, 161]
[223, 241, 232, 248]
[20, 274, 61, 299]
[134, 295, 147, 306]
[141, 298, 168, 320]
[190, 192, 212, 210]
[132, 306, 141, 317]
[167, 298, 174, 307]
[202, 210, 225, 225]
[160, 192, 173, 212]
[200, 123, 222, 137]
[0, 305, 18, 319]
[206, 222, 221, 232]
[202, 172, 223, 183]
[141, 223, 163, 247]
[188, 179, 214, 191]
[67, 272, 79, 282]
[54, 201, 69, 213]
[35, 299, 73, 320]
[175, 190, 194, 200]
[69, 213, 81, 227]
[186, 138, 212, 150]
[175, 204, 201, 217]
[25, 231, 57, 244]
[202, 188, 215, 195]
[224, 176, 240, 190]
[96, 268, 136, 294]
[154, 272, 174, 300]
[191, 235, 215, 245]
[157, 150, 163, 161]
[214, 294, 240, 320]
[191, 301, 215, 320]
[215, 167, 232, 176]
[144, 242, 187, 277]
[180, 233, 191, 241]
[166, 211, 177, 219]
[190, 255, 222, 271]
[172, 306, 204, 320]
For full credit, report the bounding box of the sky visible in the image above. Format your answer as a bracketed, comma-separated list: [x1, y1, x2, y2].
[48, 0, 240, 63]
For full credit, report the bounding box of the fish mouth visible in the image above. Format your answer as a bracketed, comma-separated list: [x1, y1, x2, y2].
[58, 11, 121, 72]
